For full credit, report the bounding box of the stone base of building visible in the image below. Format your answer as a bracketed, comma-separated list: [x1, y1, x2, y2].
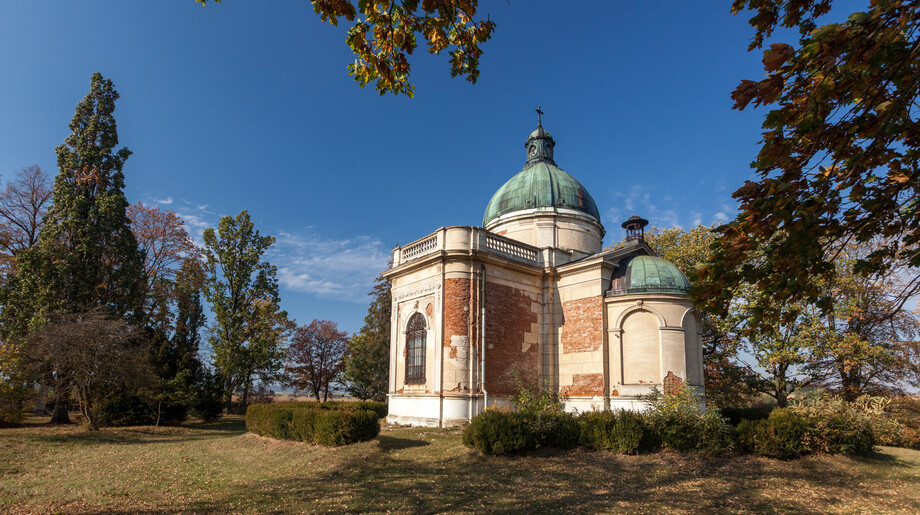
[388, 386, 707, 427]
[387, 393, 486, 428]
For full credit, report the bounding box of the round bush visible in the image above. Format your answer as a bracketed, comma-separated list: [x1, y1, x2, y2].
[463, 410, 536, 455]
[610, 410, 653, 454]
[535, 412, 580, 449]
[578, 411, 618, 451]
[753, 408, 809, 460]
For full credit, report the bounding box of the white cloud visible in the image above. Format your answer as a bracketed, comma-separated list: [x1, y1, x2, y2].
[153, 196, 174, 205]
[602, 184, 737, 232]
[270, 232, 389, 302]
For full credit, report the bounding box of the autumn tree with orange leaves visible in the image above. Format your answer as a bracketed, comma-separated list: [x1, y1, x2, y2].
[286, 319, 349, 402]
[698, 1, 920, 325]
[127, 202, 201, 330]
[196, 0, 495, 97]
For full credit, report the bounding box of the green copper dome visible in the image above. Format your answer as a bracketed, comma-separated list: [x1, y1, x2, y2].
[608, 255, 691, 296]
[483, 123, 600, 227]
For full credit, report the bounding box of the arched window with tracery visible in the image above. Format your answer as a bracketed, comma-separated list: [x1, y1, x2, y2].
[405, 313, 427, 384]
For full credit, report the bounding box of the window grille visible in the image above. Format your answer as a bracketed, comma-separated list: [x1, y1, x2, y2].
[405, 313, 427, 384]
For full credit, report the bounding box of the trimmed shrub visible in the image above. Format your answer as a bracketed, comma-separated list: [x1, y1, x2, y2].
[749, 409, 809, 460]
[245, 403, 381, 446]
[462, 409, 536, 455]
[579, 410, 653, 454]
[534, 412, 580, 449]
[579, 411, 618, 450]
[613, 410, 655, 454]
[312, 409, 380, 446]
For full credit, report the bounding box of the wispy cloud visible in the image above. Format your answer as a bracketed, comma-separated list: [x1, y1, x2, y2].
[602, 183, 735, 233]
[153, 196, 174, 205]
[271, 231, 389, 302]
[163, 202, 389, 303]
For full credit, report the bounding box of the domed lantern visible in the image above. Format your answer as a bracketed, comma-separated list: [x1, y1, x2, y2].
[622, 215, 649, 242]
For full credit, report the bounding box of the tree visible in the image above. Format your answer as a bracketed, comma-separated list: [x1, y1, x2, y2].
[343, 269, 390, 401]
[731, 285, 815, 407]
[147, 257, 209, 424]
[802, 240, 920, 400]
[0, 165, 52, 278]
[698, 1, 920, 327]
[2, 73, 145, 329]
[287, 319, 349, 402]
[127, 202, 200, 330]
[196, 0, 495, 97]
[203, 210, 292, 411]
[0, 73, 146, 423]
[21, 310, 154, 430]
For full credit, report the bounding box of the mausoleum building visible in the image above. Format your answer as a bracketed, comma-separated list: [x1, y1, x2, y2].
[383, 117, 705, 427]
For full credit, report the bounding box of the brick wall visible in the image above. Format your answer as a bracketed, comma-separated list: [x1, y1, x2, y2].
[444, 278, 471, 359]
[485, 281, 539, 395]
[561, 373, 604, 396]
[561, 296, 603, 353]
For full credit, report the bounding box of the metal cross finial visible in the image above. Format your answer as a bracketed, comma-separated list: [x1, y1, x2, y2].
[536, 105, 543, 126]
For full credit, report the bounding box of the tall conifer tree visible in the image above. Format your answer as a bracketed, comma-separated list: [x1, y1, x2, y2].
[3, 73, 144, 333]
[1, 73, 145, 423]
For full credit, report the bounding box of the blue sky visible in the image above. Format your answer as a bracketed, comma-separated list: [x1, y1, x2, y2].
[0, 1, 859, 335]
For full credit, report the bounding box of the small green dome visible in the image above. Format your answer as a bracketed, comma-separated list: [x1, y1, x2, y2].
[483, 124, 600, 227]
[608, 255, 691, 296]
[529, 127, 553, 140]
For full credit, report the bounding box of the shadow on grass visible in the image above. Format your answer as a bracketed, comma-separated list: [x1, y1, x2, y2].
[19, 416, 247, 447]
[376, 435, 431, 451]
[181, 441, 920, 514]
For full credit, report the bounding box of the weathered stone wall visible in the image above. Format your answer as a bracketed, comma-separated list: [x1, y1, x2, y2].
[485, 281, 539, 395]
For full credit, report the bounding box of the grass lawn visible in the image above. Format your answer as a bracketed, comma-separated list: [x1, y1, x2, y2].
[2, 415, 919, 514]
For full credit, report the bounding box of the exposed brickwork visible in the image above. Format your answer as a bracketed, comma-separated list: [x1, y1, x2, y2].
[485, 281, 539, 395]
[664, 371, 683, 396]
[561, 373, 604, 396]
[444, 279, 471, 359]
[561, 296, 603, 353]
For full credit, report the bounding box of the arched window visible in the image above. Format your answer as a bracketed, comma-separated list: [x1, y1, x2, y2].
[405, 313, 427, 384]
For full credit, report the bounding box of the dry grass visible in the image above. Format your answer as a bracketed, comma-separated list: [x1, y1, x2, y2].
[2, 414, 919, 514]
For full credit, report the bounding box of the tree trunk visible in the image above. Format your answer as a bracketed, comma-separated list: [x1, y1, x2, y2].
[49, 389, 72, 424]
[81, 384, 98, 431]
[156, 400, 162, 427]
[774, 364, 788, 408]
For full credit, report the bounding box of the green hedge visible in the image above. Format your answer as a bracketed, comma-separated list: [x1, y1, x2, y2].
[579, 410, 654, 454]
[246, 402, 382, 446]
[462, 410, 536, 455]
[737, 408, 809, 459]
[736, 403, 876, 459]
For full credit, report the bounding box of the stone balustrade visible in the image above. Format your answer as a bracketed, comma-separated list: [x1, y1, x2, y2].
[393, 226, 542, 267]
